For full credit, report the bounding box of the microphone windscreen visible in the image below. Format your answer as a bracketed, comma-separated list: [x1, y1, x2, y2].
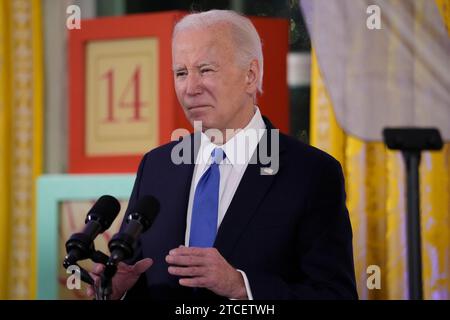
[87, 195, 121, 231]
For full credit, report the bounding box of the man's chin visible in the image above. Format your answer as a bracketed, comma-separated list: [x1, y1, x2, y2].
[188, 115, 214, 130]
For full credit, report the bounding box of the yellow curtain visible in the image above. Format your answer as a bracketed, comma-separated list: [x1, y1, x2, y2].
[0, 0, 11, 301]
[0, 0, 43, 299]
[310, 1, 450, 300]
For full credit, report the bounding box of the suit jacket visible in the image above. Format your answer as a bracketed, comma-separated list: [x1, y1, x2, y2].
[124, 117, 358, 300]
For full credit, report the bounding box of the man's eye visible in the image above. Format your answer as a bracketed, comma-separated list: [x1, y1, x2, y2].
[175, 71, 187, 77]
[200, 68, 213, 74]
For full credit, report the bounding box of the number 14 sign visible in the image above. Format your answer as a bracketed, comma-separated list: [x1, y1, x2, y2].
[69, 12, 188, 173]
[85, 38, 158, 157]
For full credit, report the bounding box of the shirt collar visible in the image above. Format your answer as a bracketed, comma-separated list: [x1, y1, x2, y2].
[198, 106, 266, 166]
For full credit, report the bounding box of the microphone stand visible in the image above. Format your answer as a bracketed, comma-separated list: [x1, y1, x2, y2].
[383, 128, 442, 300]
[99, 260, 117, 300]
[98, 251, 124, 300]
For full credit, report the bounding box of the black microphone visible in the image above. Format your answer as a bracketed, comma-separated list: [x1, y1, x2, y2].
[63, 195, 121, 267]
[108, 195, 160, 264]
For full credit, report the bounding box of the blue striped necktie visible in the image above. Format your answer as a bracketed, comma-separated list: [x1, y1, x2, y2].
[189, 148, 225, 248]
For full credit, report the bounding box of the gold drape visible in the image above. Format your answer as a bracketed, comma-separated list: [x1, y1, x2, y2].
[310, 0, 450, 299]
[0, 0, 43, 299]
[0, 0, 11, 300]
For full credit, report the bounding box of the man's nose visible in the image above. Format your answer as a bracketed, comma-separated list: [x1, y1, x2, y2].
[185, 72, 202, 95]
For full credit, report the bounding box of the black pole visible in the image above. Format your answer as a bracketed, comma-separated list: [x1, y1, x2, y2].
[383, 128, 443, 300]
[403, 151, 423, 300]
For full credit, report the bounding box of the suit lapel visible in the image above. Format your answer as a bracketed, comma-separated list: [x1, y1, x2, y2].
[167, 133, 200, 244]
[214, 122, 286, 259]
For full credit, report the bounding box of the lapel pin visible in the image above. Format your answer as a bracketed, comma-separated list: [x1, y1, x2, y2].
[262, 167, 274, 175]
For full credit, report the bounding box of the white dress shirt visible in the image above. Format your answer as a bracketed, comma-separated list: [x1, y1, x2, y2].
[184, 106, 266, 300]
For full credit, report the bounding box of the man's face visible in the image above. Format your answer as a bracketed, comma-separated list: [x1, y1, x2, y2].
[172, 24, 254, 132]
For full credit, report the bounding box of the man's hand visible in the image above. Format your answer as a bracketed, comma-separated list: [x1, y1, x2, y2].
[166, 246, 247, 299]
[86, 258, 153, 300]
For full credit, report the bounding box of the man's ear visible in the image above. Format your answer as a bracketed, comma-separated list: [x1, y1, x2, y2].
[245, 59, 259, 94]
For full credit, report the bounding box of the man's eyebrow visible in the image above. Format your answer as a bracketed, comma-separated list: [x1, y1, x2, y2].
[172, 62, 219, 71]
[197, 62, 219, 68]
[172, 65, 186, 72]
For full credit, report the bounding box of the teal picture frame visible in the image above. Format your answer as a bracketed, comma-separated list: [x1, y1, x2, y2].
[36, 174, 135, 299]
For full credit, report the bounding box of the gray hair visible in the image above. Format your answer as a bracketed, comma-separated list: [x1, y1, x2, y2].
[172, 10, 264, 94]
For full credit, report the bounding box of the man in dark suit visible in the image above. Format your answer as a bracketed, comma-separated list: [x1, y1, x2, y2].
[88, 9, 357, 300]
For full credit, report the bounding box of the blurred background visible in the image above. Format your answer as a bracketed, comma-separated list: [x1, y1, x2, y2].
[0, 0, 448, 300]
